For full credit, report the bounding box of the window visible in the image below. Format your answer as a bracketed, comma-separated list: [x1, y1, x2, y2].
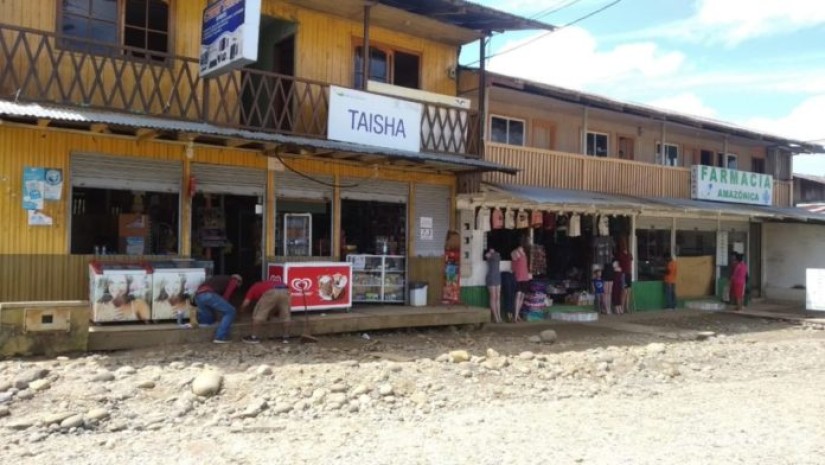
[676, 231, 716, 257]
[71, 188, 179, 255]
[700, 150, 714, 166]
[725, 153, 737, 170]
[657, 143, 679, 166]
[353, 45, 421, 90]
[752, 157, 765, 174]
[60, 0, 170, 59]
[636, 228, 671, 281]
[490, 116, 525, 146]
[586, 132, 609, 157]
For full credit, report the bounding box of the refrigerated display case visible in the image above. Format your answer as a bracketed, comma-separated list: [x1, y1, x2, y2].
[284, 213, 312, 257]
[89, 261, 152, 323]
[149, 260, 209, 322]
[266, 262, 352, 311]
[346, 254, 406, 303]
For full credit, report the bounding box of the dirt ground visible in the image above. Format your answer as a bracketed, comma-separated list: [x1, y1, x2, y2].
[2, 310, 825, 465]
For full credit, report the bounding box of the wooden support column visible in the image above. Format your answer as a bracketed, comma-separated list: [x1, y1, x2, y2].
[477, 32, 489, 155]
[362, 4, 372, 91]
[407, 182, 416, 258]
[332, 173, 342, 260]
[266, 168, 276, 259]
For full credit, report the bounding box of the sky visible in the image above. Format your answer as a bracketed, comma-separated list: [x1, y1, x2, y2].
[458, 0, 825, 176]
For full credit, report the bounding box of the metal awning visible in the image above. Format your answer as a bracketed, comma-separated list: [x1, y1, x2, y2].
[375, 0, 556, 32]
[0, 100, 516, 174]
[462, 183, 825, 223]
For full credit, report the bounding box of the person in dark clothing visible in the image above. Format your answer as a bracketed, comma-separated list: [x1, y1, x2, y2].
[611, 260, 625, 315]
[195, 274, 242, 343]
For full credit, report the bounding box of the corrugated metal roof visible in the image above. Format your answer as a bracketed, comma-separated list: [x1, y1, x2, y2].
[0, 101, 515, 174]
[376, 0, 556, 32]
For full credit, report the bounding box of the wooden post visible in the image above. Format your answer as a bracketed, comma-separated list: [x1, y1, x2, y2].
[362, 5, 372, 91]
[266, 168, 276, 259]
[332, 173, 342, 260]
[477, 32, 489, 157]
[181, 156, 192, 257]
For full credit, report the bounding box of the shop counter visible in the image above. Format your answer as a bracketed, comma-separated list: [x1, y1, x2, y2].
[267, 262, 352, 312]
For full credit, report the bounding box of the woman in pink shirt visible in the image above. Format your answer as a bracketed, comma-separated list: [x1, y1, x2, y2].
[729, 253, 748, 311]
[511, 239, 531, 323]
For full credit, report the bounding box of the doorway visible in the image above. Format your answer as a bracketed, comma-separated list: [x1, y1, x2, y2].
[242, 15, 297, 130]
[191, 193, 263, 286]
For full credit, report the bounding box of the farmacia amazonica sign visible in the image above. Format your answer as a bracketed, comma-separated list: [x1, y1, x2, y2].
[691, 165, 773, 206]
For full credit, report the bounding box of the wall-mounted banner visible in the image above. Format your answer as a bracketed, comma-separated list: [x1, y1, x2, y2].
[44, 168, 63, 201]
[22, 166, 45, 210]
[199, 0, 261, 78]
[328, 86, 423, 153]
[691, 165, 773, 206]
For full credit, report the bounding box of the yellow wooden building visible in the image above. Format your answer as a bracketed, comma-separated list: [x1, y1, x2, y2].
[0, 0, 551, 305]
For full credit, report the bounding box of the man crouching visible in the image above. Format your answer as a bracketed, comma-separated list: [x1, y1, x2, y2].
[241, 277, 292, 344]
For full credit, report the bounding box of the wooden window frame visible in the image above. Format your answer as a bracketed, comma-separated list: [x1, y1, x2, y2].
[352, 38, 422, 90]
[56, 0, 173, 61]
[490, 114, 526, 146]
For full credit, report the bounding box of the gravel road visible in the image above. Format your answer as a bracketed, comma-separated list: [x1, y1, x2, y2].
[1, 311, 824, 465]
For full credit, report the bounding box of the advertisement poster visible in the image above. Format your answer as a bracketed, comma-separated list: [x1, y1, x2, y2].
[22, 166, 45, 210]
[199, 0, 261, 77]
[268, 262, 353, 311]
[151, 269, 206, 321]
[44, 168, 64, 201]
[806, 269, 825, 311]
[27, 210, 53, 226]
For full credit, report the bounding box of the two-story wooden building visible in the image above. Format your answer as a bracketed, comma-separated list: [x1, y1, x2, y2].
[0, 1, 551, 307]
[456, 68, 825, 311]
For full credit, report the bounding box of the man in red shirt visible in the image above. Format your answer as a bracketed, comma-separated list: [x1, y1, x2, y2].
[241, 276, 291, 344]
[194, 274, 243, 343]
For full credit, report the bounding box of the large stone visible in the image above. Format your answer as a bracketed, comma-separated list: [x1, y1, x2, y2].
[137, 380, 156, 389]
[540, 330, 558, 343]
[7, 417, 36, 430]
[410, 391, 428, 407]
[486, 348, 500, 358]
[91, 372, 116, 383]
[0, 381, 12, 393]
[519, 351, 535, 361]
[60, 414, 85, 429]
[0, 406, 9, 418]
[330, 383, 348, 393]
[116, 366, 137, 376]
[378, 384, 394, 396]
[449, 351, 470, 363]
[28, 379, 51, 392]
[13, 369, 49, 390]
[528, 336, 542, 343]
[86, 408, 110, 422]
[192, 371, 223, 397]
[327, 393, 348, 405]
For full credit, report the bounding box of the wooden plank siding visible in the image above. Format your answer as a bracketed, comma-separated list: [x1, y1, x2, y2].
[483, 142, 691, 199]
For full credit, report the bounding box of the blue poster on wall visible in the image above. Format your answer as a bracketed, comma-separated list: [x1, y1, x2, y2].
[199, 0, 261, 78]
[22, 166, 45, 210]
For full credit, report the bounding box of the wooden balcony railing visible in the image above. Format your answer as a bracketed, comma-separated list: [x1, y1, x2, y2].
[484, 143, 793, 207]
[0, 24, 478, 156]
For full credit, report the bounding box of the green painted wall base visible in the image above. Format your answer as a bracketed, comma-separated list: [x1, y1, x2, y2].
[631, 281, 665, 311]
[461, 286, 489, 308]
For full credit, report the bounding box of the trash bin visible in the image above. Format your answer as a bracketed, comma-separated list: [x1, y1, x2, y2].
[409, 281, 428, 307]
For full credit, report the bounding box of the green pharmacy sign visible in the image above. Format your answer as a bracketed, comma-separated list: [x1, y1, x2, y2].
[691, 165, 773, 206]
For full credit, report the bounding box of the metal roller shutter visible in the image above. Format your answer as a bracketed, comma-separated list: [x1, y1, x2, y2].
[413, 184, 451, 256]
[340, 178, 408, 203]
[676, 218, 719, 231]
[192, 163, 266, 196]
[275, 171, 333, 200]
[636, 216, 672, 230]
[71, 153, 182, 192]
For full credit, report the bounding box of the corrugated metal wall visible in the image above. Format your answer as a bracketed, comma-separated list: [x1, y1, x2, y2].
[413, 184, 450, 257]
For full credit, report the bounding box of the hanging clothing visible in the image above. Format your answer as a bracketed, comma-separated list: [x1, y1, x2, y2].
[598, 215, 610, 236]
[476, 208, 491, 232]
[511, 247, 530, 283]
[568, 214, 582, 237]
[504, 209, 516, 229]
[491, 208, 504, 229]
[516, 209, 530, 229]
[530, 245, 547, 276]
[543, 212, 556, 230]
[531, 210, 544, 228]
[485, 250, 501, 287]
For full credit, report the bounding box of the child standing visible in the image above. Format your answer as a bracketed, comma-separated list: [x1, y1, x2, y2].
[611, 260, 625, 315]
[592, 269, 606, 314]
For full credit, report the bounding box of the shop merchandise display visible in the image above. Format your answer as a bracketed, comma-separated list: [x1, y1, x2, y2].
[347, 255, 405, 303]
[597, 215, 610, 236]
[491, 208, 504, 229]
[516, 209, 530, 229]
[476, 207, 491, 232]
[504, 209, 516, 229]
[568, 214, 582, 237]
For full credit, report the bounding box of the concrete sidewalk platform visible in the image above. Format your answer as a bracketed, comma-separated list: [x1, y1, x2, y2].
[88, 305, 489, 351]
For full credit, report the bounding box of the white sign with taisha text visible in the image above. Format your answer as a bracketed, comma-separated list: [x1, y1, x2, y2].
[328, 86, 422, 153]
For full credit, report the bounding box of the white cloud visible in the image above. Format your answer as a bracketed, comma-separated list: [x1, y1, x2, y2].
[744, 94, 825, 142]
[646, 93, 717, 118]
[612, 0, 825, 46]
[487, 27, 685, 91]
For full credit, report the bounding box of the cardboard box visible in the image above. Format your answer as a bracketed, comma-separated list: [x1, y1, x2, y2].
[119, 214, 149, 237]
[119, 236, 146, 255]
